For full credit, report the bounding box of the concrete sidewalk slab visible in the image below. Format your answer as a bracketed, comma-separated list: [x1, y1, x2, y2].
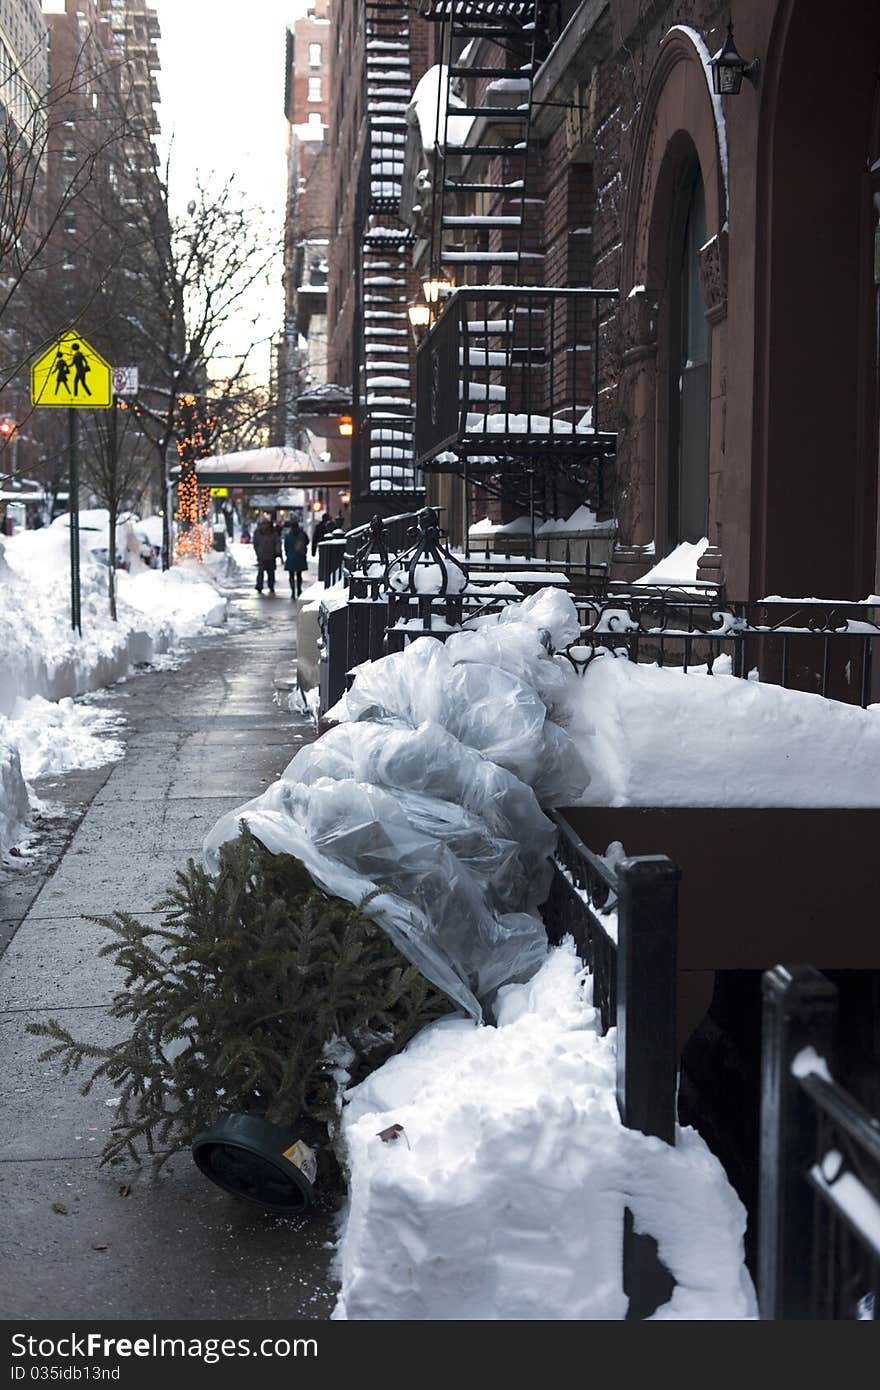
[0, 1006, 128, 1161]
[0, 913, 162, 1011]
[0, 1155, 338, 1320]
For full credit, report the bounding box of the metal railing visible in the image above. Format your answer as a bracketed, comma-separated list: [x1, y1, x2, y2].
[541, 810, 680, 1318]
[415, 285, 618, 483]
[759, 966, 880, 1320]
[562, 593, 880, 707]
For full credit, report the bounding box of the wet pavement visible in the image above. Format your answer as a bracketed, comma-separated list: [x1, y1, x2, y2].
[0, 563, 341, 1321]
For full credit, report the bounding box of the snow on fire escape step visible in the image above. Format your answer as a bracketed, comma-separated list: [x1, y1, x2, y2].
[441, 250, 544, 263]
[441, 215, 522, 228]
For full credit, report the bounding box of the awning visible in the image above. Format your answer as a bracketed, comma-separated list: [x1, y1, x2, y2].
[176, 446, 349, 489]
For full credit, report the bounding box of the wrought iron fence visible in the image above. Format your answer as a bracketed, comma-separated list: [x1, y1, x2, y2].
[759, 965, 880, 1320]
[562, 592, 880, 707]
[542, 810, 680, 1318]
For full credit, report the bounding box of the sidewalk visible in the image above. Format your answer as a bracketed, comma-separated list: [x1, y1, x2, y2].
[0, 567, 339, 1320]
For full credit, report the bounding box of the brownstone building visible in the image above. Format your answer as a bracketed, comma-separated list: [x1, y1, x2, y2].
[409, 0, 880, 610]
[397, 1, 880, 1271]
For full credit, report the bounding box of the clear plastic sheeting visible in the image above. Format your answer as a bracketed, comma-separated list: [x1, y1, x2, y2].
[204, 588, 590, 1020]
[203, 779, 546, 1020]
[282, 720, 556, 914]
[328, 631, 589, 804]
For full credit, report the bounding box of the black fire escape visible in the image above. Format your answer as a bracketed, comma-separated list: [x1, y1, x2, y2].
[414, 0, 617, 536]
[351, 2, 425, 509]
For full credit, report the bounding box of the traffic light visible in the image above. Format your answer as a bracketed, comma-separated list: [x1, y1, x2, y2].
[0, 418, 15, 439]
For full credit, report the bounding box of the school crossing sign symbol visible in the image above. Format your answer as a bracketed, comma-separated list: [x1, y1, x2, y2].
[30, 331, 112, 409]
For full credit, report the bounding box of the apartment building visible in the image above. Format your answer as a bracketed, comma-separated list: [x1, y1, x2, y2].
[325, 0, 435, 524]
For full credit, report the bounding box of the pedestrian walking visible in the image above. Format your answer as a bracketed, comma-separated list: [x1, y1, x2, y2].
[253, 511, 281, 593]
[222, 502, 234, 539]
[310, 511, 333, 557]
[283, 518, 308, 598]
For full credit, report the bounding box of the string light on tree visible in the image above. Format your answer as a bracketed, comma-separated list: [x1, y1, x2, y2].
[174, 393, 218, 562]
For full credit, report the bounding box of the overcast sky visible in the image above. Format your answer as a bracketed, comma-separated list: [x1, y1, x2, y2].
[153, 0, 309, 382]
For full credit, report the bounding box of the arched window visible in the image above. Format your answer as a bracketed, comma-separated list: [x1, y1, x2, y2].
[668, 166, 710, 544]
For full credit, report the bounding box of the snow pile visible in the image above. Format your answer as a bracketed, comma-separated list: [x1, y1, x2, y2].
[204, 589, 587, 1019]
[565, 654, 880, 807]
[0, 696, 125, 781]
[335, 941, 756, 1321]
[634, 537, 708, 587]
[536, 505, 616, 537]
[408, 65, 474, 151]
[0, 741, 28, 855]
[0, 520, 230, 850]
[0, 522, 229, 714]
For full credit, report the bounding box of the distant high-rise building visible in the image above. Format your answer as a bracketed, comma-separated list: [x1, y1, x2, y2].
[0, 0, 48, 484]
[279, 1, 333, 454]
[96, 0, 160, 139]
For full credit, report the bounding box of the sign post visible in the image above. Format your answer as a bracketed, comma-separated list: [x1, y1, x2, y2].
[30, 331, 113, 634]
[68, 409, 81, 634]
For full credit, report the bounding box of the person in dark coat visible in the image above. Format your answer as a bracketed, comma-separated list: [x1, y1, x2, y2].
[283, 519, 308, 598]
[310, 512, 333, 556]
[253, 512, 281, 593]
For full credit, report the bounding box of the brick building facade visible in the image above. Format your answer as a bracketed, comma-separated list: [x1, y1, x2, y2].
[408, 0, 880, 610]
[280, 1, 334, 458]
[325, 1, 435, 524]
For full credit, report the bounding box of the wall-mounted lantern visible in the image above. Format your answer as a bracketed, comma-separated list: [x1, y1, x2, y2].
[338, 414, 354, 437]
[709, 20, 760, 94]
[422, 275, 455, 305]
[407, 302, 431, 344]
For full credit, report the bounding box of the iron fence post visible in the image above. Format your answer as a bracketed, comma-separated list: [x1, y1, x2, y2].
[615, 855, 679, 1143]
[616, 854, 679, 1319]
[318, 600, 349, 714]
[758, 964, 838, 1321]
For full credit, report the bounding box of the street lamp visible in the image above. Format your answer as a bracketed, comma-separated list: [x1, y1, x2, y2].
[709, 20, 760, 95]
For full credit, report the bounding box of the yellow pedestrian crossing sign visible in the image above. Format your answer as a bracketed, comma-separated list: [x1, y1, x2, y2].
[31, 332, 112, 409]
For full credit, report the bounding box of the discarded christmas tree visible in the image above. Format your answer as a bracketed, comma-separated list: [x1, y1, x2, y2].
[28, 826, 451, 1180]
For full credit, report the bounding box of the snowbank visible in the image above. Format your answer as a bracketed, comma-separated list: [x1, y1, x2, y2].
[0, 695, 125, 782]
[564, 654, 880, 808]
[0, 741, 28, 855]
[335, 941, 756, 1321]
[0, 523, 229, 715]
[0, 520, 232, 849]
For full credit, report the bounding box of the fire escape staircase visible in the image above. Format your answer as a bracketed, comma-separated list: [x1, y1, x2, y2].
[358, 2, 424, 501]
[415, 0, 617, 522]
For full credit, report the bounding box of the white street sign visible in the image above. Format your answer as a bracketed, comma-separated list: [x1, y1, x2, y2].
[112, 366, 139, 397]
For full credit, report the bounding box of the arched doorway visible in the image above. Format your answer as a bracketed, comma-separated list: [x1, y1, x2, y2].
[668, 164, 710, 545]
[617, 28, 727, 569]
[754, 0, 880, 598]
